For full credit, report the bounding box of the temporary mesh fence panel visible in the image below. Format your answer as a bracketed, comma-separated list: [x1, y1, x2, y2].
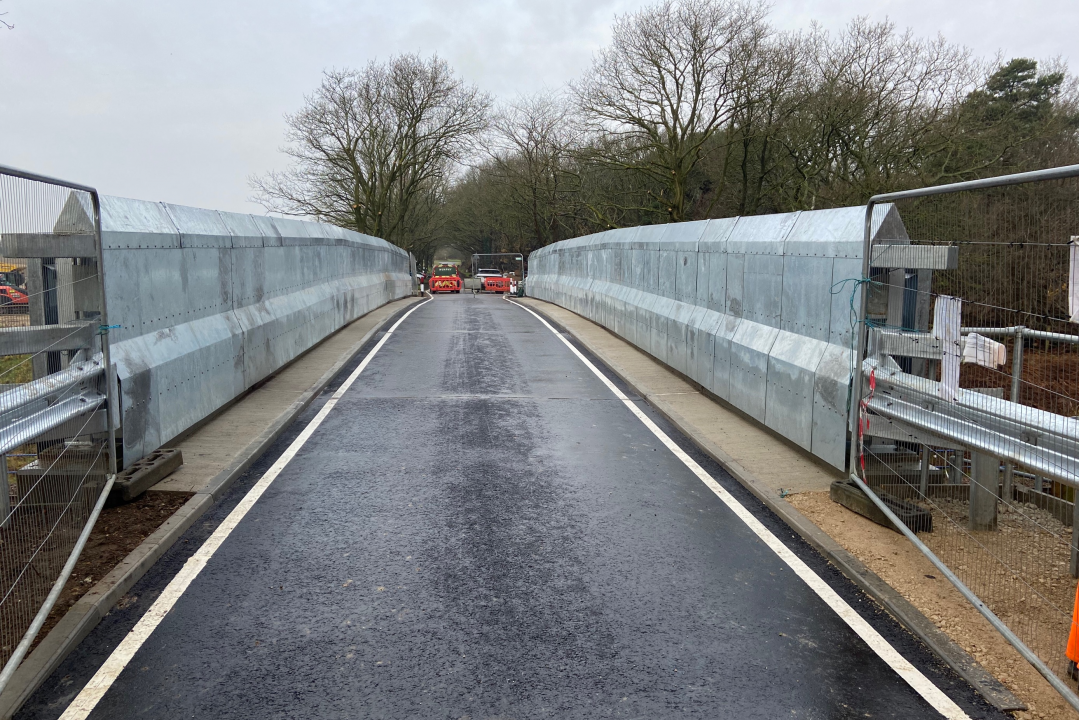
[0, 167, 115, 690]
[853, 168, 1079, 708]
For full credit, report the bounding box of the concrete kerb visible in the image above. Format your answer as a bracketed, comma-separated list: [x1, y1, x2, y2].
[0, 296, 422, 720]
[515, 297, 1025, 714]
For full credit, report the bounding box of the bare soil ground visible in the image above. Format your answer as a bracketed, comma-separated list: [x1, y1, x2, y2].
[961, 347, 1079, 418]
[30, 491, 193, 652]
[789, 491, 1079, 720]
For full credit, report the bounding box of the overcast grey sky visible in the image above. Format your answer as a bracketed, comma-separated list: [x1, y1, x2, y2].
[0, 0, 1074, 214]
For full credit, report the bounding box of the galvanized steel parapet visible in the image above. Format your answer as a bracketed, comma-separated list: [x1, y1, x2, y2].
[92, 195, 412, 468]
[526, 205, 908, 471]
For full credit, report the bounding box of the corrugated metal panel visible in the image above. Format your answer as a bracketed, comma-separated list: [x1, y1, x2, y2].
[665, 299, 697, 376]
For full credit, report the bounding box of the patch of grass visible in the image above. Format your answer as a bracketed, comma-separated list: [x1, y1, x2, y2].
[0, 354, 31, 385]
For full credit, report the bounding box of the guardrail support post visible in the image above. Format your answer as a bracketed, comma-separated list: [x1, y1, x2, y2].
[969, 452, 999, 531]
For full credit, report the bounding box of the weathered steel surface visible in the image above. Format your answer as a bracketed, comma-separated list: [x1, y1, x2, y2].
[0, 233, 98, 258]
[871, 244, 958, 270]
[0, 323, 95, 355]
[527, 204, 908, 469]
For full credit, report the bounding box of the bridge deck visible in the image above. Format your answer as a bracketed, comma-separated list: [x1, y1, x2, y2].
[20, 294, 1000, 719]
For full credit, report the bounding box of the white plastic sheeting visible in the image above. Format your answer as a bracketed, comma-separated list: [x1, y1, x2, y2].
[931, 295, 962, 402]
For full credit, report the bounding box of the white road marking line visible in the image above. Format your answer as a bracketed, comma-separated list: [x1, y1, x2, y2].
[59, 298, 432, 720]
[508, 299, 969, 720]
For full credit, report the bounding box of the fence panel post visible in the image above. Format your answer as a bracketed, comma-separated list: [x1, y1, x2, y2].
[0, 165, 116, 695]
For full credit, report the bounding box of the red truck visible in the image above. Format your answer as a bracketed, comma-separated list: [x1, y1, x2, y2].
[429, 264, 462, 293]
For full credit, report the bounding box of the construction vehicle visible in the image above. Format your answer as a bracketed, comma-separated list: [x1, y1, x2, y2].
[0, 262, 25, 289]
[429, 263, 462, 293]
[0, 284, 27, 313]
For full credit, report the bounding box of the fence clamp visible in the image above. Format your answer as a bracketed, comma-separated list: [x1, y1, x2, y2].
[97, 324, 121, 336]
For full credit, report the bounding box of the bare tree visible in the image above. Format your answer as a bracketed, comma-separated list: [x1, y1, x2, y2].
[775, 19, 977, 208]
[484, 93, 582, 251]
[574, 0, 767, 222]
[251, 55, 489, 257]
[436, 1, 1078, 254]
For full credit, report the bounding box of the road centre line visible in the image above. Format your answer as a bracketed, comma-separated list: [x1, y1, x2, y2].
[507, 298, 969, 720]
[58, 297, 433, 720]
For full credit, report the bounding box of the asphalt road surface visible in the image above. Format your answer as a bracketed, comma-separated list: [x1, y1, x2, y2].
[20, 294, 1007, 720]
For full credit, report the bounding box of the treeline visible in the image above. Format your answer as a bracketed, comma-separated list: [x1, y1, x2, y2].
[253, 0, 1079, 267]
